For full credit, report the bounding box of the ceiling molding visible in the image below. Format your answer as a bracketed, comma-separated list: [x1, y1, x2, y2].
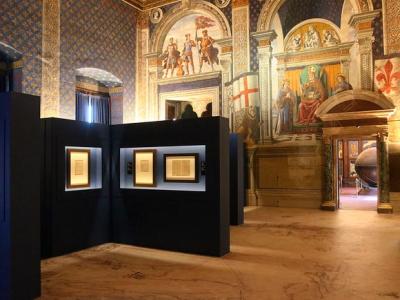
[123, 0, 181, 11]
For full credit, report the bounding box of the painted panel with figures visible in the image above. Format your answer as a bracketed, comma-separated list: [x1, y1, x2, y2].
[161, 14, 223, 78]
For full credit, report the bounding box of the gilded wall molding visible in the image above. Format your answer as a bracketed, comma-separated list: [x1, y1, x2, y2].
[41, 0, 61, 118]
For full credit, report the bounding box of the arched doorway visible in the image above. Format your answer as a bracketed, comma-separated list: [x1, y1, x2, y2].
[315, 90, 395, 213]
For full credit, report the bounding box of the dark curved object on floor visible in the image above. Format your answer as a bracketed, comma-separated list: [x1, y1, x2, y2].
[355, 147, 377, 187]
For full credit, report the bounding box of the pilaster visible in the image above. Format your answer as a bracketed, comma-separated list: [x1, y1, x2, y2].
[377, 133, 393, 213]
[217, 38, 233, 121]
[245, 145, 258, 206]
[135, 12, 150, 123]
[253, 30, 277, 142]
[321, 136, 336, 211]
[145, 52, 162, 121]
[232, 0, 250, 77]
[41, 0, 61, 118]
[349, 10, 381, 90]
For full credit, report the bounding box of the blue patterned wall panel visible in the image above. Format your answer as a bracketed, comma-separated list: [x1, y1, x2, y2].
[60, 0, 137, 120]
[0, 0, 42, 96]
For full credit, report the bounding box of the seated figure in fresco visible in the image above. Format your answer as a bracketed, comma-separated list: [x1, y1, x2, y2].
[304, 26, 321, 49]
[182, 33, 197, 75]
[274, 79, 296, 135]
[161, 37, 180, 78]
[297, 65, 327, 125]
[333, 74, 353, 95]
[322, 30, 339, 47]
[287, 33, 302, 52]
[198, 30, 219, 72]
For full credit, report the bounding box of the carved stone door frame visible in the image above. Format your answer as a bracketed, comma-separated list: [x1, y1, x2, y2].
[315, 90, 395, 213]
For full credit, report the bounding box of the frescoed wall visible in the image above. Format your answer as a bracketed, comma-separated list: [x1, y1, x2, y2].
[160, 14, 224, 77]
[132, 0, 400, 209]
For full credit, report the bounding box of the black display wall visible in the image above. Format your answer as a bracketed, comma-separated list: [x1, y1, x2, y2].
[229, 134, 244, 225]
[41, 118, 110, 258]
[111, 117, 230, 257]
[0, 93, 41, 300]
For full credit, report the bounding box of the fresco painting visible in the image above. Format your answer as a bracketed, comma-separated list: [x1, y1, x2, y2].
[161, 14, 223, 78]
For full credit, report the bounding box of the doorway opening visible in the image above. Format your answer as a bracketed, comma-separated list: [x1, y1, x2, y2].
[165, 99, 213, 120]
[336, 136, 378, 211]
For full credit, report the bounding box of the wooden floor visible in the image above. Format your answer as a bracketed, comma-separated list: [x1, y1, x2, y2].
[40, 207, 400, 299]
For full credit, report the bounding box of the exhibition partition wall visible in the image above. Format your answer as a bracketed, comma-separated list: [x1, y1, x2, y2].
[229, 134, 244, 225]
[111, 117, 230, 256]
[0, 93, 41, 300]
[41, 118, 110, 258]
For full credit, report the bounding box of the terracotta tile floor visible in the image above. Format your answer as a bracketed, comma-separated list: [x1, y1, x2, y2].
[40, 207, 400, 300]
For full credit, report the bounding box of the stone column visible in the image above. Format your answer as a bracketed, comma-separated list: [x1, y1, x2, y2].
[377, 133, 393, 213]
[217, 38, 233, 119]
[349, 10, 381, 90]
[252, 31, 277, 142]
[321, 136, 336, 211]
[232, 0, 250, 77]
[41, 0, 61, 118]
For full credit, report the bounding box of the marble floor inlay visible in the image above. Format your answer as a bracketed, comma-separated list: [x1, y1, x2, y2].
[40, 207, 400, 299]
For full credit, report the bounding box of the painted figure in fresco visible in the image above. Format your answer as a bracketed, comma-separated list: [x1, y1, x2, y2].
[322, 30, 339, 47]
[198, 30, 219, 72]
[304, 26, 321, 49]
[162, 37, 180, 78]
[297, 65, 327, 125]
[333, 74, 353, 95]
[182, 33, 197, 75]
[274, 80, 296, 135]
[287, 33, 302, 52]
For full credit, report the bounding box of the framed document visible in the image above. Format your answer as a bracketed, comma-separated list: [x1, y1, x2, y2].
[133, 149, 157, 187]
[67, 149, 91, 188]
[164, 153, 199, 183]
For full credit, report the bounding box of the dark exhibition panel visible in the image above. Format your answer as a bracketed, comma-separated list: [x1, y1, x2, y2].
[229, 134, 244, 225]
[41, 118, 110, 258]
[0, 93, 41, 300]
[111, 117, 230, 256]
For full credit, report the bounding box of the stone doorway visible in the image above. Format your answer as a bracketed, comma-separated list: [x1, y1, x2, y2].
[334, 135, 378, 211]
[315, 90, 395, 213]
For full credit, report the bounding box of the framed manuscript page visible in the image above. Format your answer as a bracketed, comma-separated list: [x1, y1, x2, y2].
[67, 149, 91, 188]
[133, 149, 157, 187]
[164, 153, 199, 183]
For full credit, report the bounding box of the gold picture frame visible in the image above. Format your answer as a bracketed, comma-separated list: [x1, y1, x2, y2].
[133, 149, 157, 187]
[67, 149, 91, 188]
[164, 153, 199, 183]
